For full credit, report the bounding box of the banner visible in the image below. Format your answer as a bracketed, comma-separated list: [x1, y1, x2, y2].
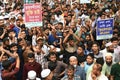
[24, 3, 42, 28]
[96, 18, 114, 40]
[80, 0, 90, 4]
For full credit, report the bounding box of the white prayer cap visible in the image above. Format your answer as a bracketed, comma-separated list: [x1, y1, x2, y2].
[69, 56, 77, 60]
[41, 69, 51, 78]
[105, 42, 112, 47]
[105, 52, 113, 57]
[28, 70, 36, 79]
[105, 9, 110, 13]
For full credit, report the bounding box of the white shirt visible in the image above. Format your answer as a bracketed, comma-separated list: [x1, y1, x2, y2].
[114, 46, 120, 62]
[100, 48, 115, 62]
[88, 72, 108, 80]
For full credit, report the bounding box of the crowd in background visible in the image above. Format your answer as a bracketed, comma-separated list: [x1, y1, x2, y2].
[0, 0, 120, 80]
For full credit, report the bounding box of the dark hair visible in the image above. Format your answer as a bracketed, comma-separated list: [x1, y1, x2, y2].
[77, 44, 85, 50]
[87, 53, 94, 59]
[2, 60, 11, 70]
[3, 53, 9, 58]
[111, 37, 118, 42]
[94, 63, 102, 72]
[48, 52, 56, 58]
[96, 57, 104, 66]
[10, 43, 18, 48]
[67, 65, 74, 71]
[26, 41, 31, 47]
[8, 30, 15, 33]
[21, 24, 26, 29]
[3, 37, 9, 43]
[48, 61, 57, 71]
[86, 41, 93, 50]
[68, 35, 74, 41]
[17, 38, 22, 43]
[27, 53, 35, 58]
[92, 41, 100, 47]
[58, 22, 63, 26]
[16, 19, 20, 21]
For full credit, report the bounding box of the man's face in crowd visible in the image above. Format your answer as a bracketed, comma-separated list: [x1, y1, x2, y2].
[69, 58, 78, 66]
[105, 56, 112, 66]
[19, 39, 25, 46]
[11, 46, 18, 52]
[92, 64, 99, 76]
[92, 44, 99, 52]
[28, 57, 35, 63]
[67, 15, 72, 21]
[67, 69, 74, 79]
[69, 40, 74, 47]
[107, 45, 114, 53]
[16, 20, 20, 27]
[91, 9, 96, 14]
[1, 55, 8, 62]
[49, 55, 56, 62]
[77, 47, 84, 55]
[9, 31, 15, 38]
[86, 56, 93, 65]
[112, 40, 118, 48]
[85, 35, 91, 41]
[101, 14, 106, 19]
[51, 15, 55, 20]
[91, 15, 96, 20]
[18, 15, 23, 20]
[37, 39, 43, 47]
[4, 40, 9, 45]
[58, 24, 63, 30]
[70, 22, 75, 29]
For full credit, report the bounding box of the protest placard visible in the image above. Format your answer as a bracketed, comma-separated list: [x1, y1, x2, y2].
[96, 18, 114, 40]
[24, 3, 42, 28]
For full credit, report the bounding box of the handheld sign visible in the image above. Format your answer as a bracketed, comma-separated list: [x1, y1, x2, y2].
[96, 18, 114, 40]
[24, 3, 42, 28]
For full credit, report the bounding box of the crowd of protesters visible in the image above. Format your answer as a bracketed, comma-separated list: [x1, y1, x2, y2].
[0, 0, 120, 80]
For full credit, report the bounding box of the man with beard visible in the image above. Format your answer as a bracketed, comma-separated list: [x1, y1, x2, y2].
[22, 53, 42, 80]
[100, 42, 115, 62]
[44, 52, 67, 79]
[102, 53, 114, 79]
[69, 56, 86, 80]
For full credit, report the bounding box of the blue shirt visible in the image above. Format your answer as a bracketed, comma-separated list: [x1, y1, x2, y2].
[13, 26, 20, 37]
[61, 74, 81, 80]
[48, 34, 57, 45]
[75, 66, 86, 80]
[84, 62, 93, 73]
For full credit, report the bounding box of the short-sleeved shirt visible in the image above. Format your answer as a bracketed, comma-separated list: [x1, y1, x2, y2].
[44, 61, 67, 78]
[111, 63, 120, 80]
[88, 72, 108, 80]
[61, 75, 81, 80]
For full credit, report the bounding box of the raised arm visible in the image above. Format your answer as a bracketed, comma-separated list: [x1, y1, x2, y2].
[0, 51, 5, 62]
[1, 53, 20, 78]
